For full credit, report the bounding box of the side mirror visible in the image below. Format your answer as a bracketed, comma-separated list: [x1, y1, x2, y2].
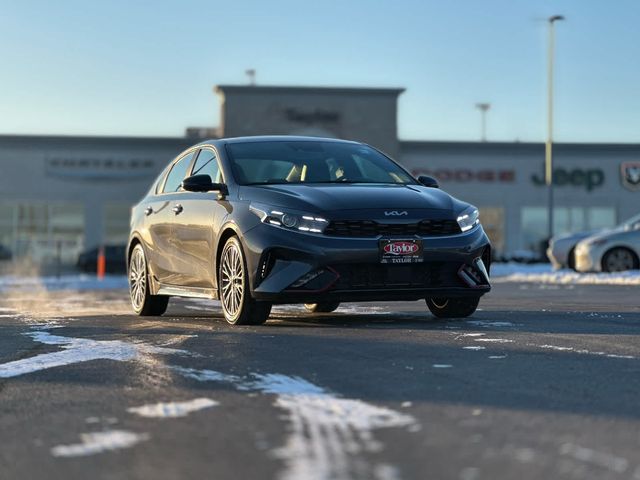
[418, 175, 439, 188]
[182, 174, 229, 198]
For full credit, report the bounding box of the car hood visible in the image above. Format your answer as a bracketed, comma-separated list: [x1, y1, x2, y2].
[240, 183, 463, 215]
[581, 228, 640, 245]
[552, 230, 599, 244]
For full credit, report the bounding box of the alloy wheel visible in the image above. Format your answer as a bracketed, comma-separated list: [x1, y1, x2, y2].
[129, 246, 147, 311]
[221, 242, 244, 319]
[604, 248, 636, 272]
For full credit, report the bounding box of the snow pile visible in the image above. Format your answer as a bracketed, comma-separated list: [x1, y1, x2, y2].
[492, 263, 640, 285]
[0, 274, 128, 292]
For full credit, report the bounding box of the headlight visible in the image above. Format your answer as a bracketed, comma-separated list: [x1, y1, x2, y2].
[587, 238, 608, 247]
[457, 206, 480, 232]
[250, 204, 328, 234]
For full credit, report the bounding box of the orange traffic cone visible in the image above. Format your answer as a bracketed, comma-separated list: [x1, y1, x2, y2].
[97, 246, 106, 280]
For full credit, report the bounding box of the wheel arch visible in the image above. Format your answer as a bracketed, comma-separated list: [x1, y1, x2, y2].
[126, 234, 143, 267]
[215, 223, 244, 288]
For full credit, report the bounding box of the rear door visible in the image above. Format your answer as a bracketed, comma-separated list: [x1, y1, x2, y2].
[171, 147, 227, 288]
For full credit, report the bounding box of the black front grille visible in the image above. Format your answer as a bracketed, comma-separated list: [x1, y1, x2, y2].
[331, 262, 463, 290]
[324, 219, 461, 237]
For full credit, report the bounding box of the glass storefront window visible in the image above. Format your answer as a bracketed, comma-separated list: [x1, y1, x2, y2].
[521, 206, 617, 253]
[0, 202, 84, 264]
[587, 208, 616, 230]
[104, 203, 132, 245]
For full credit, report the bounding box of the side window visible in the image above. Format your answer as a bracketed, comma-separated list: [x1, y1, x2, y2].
[154, 165, 171, 195]
[161, 152, 195, 193]
[191, 148, 222, 183]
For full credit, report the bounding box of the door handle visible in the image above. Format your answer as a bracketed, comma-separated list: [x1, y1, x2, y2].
[144, 206, 153, 216]
[172, 204, 183, 215]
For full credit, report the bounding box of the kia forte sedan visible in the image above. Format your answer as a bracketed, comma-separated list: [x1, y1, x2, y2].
[128, 136, 491, 325]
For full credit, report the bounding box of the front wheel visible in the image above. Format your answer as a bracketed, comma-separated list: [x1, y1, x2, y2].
[219, 236, 272, 325]
[426, 297, 479, 318]
[601, 247, 639, 272]
[129, 244, 169, 316]
[304, 301, 340, 313]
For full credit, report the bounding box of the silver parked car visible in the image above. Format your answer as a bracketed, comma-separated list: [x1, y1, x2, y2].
[574, 214, 640, 272]
[547, 230, 595, 270]
[547, 213, 640, 270]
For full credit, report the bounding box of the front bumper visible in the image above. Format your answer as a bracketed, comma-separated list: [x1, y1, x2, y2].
[241, 223, 492, 303]
[574, 243, 602, 272]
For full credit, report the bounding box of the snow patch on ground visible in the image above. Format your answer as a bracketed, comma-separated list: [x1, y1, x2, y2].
[466, 320, 517, 328]
[473, 338, 514, 344]
[491, 263, 640, 285]
[171, 367, 417, 480]
[559, 443, 629, 474]
[0, 330, 187, 378]
[127, 398, 218, 418]
[51, 430, 149, 457]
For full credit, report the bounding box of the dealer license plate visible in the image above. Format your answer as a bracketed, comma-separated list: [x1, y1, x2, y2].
[379, 239, 423, 264]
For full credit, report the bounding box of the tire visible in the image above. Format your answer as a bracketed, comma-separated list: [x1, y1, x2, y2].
[601, 247, 639, 272]
[304, 301, 341, 313]
[129, 244, 169, 316]
[426, 297, 479, 319]
[219, 236, 272, 325]
[567, 247, 577, 271]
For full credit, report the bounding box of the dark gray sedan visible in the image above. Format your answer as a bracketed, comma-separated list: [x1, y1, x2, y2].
[127, 136, 491, 324]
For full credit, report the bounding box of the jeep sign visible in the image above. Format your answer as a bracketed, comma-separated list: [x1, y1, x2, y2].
[531, 164, 604, 191]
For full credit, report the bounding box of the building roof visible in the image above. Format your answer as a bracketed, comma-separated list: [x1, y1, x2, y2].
[215, 84, 405, 96]
[400, 140, 640, 154]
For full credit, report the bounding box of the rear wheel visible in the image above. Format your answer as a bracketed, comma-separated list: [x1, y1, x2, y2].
[129, 244, 169, 316]
[426, 297, 479, 318]
[219, 236, 272, 325]
[304, 301, 341, 313]
[601, 247, 639, 272]
[567, 247, 577, 271]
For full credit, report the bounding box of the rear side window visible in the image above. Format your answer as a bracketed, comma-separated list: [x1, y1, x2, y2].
[192, 148, 222, 183]
[162, 152, 195, 193]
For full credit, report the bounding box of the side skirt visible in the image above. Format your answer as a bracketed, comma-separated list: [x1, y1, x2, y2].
[156, 283, 219, 300]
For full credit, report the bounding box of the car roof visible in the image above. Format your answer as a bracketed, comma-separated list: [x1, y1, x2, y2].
[195, 135, 363, 148]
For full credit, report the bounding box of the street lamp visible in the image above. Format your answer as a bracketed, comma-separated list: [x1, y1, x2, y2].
[546, 15, 564, 242]
[475, 103, 491, 142]
[245, 69, 256, 86]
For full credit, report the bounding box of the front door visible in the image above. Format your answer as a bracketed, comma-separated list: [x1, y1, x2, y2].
[170, 147, 228, 288]
[148, 151, 196, 285]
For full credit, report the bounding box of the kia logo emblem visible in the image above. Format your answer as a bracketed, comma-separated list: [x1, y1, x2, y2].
[383, 241, 419, 255]
[384, 211, 408, 216]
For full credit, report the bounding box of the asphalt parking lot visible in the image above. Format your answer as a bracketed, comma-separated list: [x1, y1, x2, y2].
[0, 281, 639, 480]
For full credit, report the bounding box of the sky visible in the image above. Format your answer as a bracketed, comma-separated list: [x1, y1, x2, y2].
[1, 0, 639, 143]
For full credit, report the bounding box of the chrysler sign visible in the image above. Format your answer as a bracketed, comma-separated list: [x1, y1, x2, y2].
[45, 157, 157, 180]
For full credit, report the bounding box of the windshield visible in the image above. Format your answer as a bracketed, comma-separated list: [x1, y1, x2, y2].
[622, 212, 640, 229]
[226, 141, 416, 186]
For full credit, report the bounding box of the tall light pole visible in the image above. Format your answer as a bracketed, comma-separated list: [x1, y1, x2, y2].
[475, 103, 491, 142]
[245, 69, 256, 85]
[546, 15, 564, 242]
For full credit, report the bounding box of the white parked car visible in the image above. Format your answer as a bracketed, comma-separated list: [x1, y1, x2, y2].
[574, 214, 640, 272]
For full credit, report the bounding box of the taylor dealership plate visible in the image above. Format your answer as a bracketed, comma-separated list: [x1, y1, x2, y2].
[379, 239, 424, 264]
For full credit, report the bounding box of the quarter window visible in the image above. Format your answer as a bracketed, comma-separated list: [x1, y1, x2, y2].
[192, 149, 222, 183]
[162, 152, 195, 193]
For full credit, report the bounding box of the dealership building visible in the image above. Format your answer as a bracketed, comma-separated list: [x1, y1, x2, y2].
[1, 84, 639, 264]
